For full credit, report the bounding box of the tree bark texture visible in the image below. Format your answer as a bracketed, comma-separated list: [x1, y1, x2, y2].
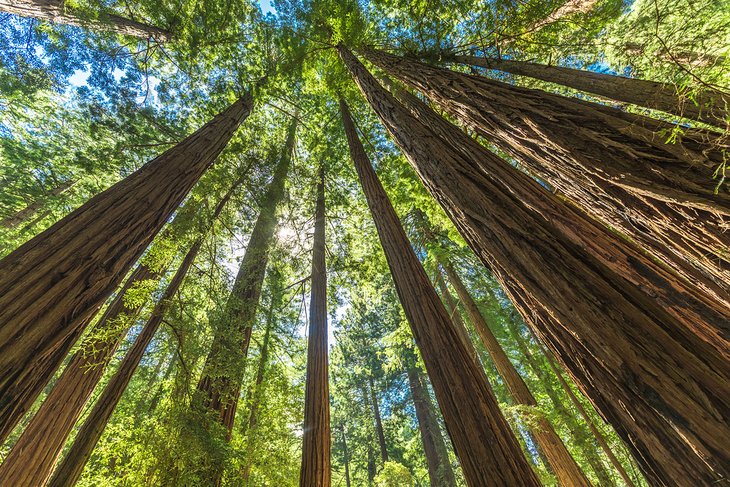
[0, 178, 78, 229]
[0, 0, 171, 40]
[195, 119, 297, 438]
[366, 48, 730, 305]
[339, 45, 730, 485]
[0, 93, 252, 444]
[441, 262, 591, 487]
[48, 234, 206, 487]
[448, 54, 729, 128]
[300, 166, 332, 487]
[340, 96, 540, 487]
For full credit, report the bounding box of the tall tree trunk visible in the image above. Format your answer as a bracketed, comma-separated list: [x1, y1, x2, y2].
[365, 48, 730, 305]
[338, 45, 729, 485]
[432, 271, 481, 366]
[406, 353, 457, 487]
[338, 424, 352, 487]
[440, 261, 591, 486]
[0, 0, 171, 40]
[340, 97, 540, 486]
[0, 93, 252, 443]
[48, 235, 207, 487]
[367, 375, 388, 464]
[361, 386, 376, 486]
[0, 178, 78, 229]
[194, 119, 296, 482]
[445, 54, 729, 128]
[300, 166, 331, 487]
[0, 179, 241, 483]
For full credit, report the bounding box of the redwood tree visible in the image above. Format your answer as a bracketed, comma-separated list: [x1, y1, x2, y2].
[0, 93, 253, 441]
[299, 166, 332, 487]
[340, 97, 540, 486]
[338, 45, 729, 485]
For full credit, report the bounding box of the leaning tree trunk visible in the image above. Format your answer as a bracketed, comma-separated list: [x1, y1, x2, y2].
[48, 234, 207, 487]
[445, 54, 729, 128]
[406, 352, 457, 487]
[195, 119, 296, 472]
[338, 45, 729, 486]
[0, 178, 78, 229]
[365, 48, 730, 307]
[0, 93, 252, 442]
[440, 261, 591, 486]
[299, 166, 332, 487]
[0, 178, 242, 483]
[340, 97, 540, 486]
[0, 0, 171, 40]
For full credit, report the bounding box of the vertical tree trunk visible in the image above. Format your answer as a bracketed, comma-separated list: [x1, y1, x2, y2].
[406, 354, 457, 487]
[445, 54, 729, 127]
[0, 93, 252, 443]
[338, 45, 729, 485]
[340, 97, 540, 486]
[48, 236, 207, 487]
[338, 424, 352, 487]
[300, 166, 331, 487]
[0, 178, 78, 229]
[365, 48, 730, 307]
[440, 261, 591, 486]
[0, 179, 242, 483]
[362, 386, 377, 486]
[0, 0, 171, 40]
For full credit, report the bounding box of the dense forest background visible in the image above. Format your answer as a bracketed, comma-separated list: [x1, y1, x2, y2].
[0, 0, 728, 485]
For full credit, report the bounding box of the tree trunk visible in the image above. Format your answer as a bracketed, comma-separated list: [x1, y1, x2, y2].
[47, 235, 206, 487]
[0, 178, 78, 229]
[0, 0, 171, 40]
[432, 271, 481, 366]
[0, 93, 252, 445]
[339, 45, 729, 485]
[406, 354, 457, 487]
[440, 261, 591, 486]
[446, 54, 729, 128]
[340, 96, 540, 486]
[365, 48, 730, 306]
[300, 166, 331, 487]
[339, 424, 352, 487]
[0, 178, 241, 482]
[523, 0, 600, 33]
[367, 375, 389, 464]
[194, 119, 296, 478]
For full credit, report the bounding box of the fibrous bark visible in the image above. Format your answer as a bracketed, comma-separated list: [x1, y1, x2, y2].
[0, 0, 171, 40]
[0, 93, 252, 442]
[339, 45, 729, 485]
[299, 166, 332, 487]
[340, 96, 540, 486]
[365, 48, 730, 306]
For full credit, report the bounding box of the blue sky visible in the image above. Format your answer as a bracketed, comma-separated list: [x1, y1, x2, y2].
[257, 0, 277, 15]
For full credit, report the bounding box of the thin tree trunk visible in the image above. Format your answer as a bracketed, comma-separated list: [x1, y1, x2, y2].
[300, 165, 331, 487]
[338, 424, 352, 487]
[340, 97, 540, 486]
[440, 262, 591, 486]
[0, 179, 242, 483]
[432, 271, 481, 366]
[48, 236, 206, 487]
[406, 354, 457, 487]
[339, 45, 729, 485]
[446, 54, 729, 128]
[0, 0, 171, 40]
[0, 178, 78, 229]
[365, 48, 730, 305]
[368, 376, 389, 465]
[0, 93, 252, 444]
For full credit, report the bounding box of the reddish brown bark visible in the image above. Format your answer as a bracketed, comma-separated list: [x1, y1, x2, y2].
[300, 166, 331, 487]
[0, 94, 252, 442]
[365, 48, 730, 305]
[0, 179, 78, 229]
[339, 45, 729, 485]
[340, 96, 540, 486]
[0, 0, 171, 40]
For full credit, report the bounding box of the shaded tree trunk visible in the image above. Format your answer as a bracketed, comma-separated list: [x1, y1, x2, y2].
[340, 96, 540, 486]
[339, 46, 729, 485]
[48, 235, 207, 487]
[0, 178, 78, 229]
[338, 424, 352, 487]
[300, 166, 331, 487]
[440, 261, 591, 486]
[368, 376, 389, 465]
[0, 93, 252, 444]
[0, 0, 171, 40]
[524, 0, 600, 33]
[406, 352, 457, 487]
[365, 48, 730, 307]
[446, 54, 729, 128]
